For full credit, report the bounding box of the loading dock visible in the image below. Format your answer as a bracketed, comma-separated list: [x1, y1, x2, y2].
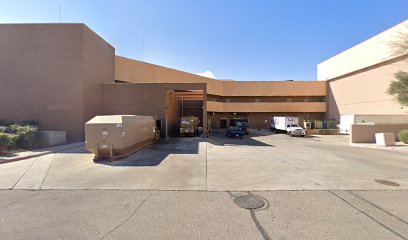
[103, 82, 207, 139]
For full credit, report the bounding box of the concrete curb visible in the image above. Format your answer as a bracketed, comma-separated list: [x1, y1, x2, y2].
[350, 143, 408, 152]
[0, 143, 84, 165]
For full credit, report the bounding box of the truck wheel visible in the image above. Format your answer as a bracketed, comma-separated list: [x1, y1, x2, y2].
[289, 132, 293, 137]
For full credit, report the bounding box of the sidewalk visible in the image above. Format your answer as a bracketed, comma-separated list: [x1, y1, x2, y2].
[351, 142, 408, 152]
[0, 142, 84, 164]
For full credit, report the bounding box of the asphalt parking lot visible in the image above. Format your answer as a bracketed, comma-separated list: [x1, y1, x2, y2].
[0, 131, 407, 191]
[1, 132, 408, 239]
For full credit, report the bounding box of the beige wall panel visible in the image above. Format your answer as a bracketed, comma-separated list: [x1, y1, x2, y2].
[328, 58, 408, 122]
[318, 19, 408, 80]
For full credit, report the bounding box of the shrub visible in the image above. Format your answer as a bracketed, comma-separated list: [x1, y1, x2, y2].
[0, 133, 15, 153]
[0, 122, 40, 150]
[398, 130, 408, 144]
[14, 125, 39, 149]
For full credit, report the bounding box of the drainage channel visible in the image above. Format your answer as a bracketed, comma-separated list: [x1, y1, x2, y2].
[230, 192, 271, 240]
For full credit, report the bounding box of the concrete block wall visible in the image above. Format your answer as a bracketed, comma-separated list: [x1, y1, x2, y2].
[351, 124, 408, 143]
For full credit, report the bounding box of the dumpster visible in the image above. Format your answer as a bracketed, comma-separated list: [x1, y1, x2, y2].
[85, 115, 160, 161]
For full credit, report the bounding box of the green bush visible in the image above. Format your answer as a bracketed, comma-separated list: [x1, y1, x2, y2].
[0, 122, 40, 150]
[0, 133, 15, 153]
[398, 130, 408, 144]
[14, 125, 39, 149]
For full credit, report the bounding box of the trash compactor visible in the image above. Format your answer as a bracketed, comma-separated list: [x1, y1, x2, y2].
[85, 115, 160, 161]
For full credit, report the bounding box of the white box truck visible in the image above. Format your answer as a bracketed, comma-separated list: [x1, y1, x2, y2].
[270, 116, 305, 137]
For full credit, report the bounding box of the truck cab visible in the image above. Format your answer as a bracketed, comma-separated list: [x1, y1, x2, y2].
[179, 116, 200, 137]
[226, 126, 244, 138]
[229, 118, 249, 135]
[286, 123, 305, 137]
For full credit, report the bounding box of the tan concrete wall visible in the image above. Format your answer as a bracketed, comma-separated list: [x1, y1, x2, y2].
[0, 24, 115, 142]
[207, 95, 325, 102]
[328, 57, 408, 123]
[318, 19, 408, 80]
[351, 124, 408, 143]
[82, 25, 115, 124]
[115, 56, 223, 95]
[221, 81, 326, 97]
[0, 24, 84, 142]
[207, 101, 326, 113]
[115, 56, 326, 97]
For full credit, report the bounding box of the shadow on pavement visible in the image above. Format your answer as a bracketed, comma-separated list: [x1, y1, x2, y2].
[95, 137, 205, 167]
[208, 133, 274, 147]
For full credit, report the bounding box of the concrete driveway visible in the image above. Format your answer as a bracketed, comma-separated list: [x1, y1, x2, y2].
[1, 132, 408, 240]
[0, 131, 407, 191]
[1, 189, 408, 240]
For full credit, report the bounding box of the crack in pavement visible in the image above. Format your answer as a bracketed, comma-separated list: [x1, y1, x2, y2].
[10, 157, 39, 189]
[228, 191, 271, 240]
[100, 192, 153, 240]
[329, 190, 407, 240]
[349, 191, 408, 226]
[39, 153, 57, 189]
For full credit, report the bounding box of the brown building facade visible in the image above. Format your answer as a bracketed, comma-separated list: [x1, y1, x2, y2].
[1, 21, 406, 142]
[0, 24, 114, 142]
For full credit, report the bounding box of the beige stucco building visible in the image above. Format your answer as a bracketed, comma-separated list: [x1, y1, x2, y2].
[0, 20, 407, 142]
[319, 19, 408, 122]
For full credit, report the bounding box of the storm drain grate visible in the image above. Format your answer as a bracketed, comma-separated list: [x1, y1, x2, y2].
[374, 179, 400, 187]
[233, 194, 265, 210]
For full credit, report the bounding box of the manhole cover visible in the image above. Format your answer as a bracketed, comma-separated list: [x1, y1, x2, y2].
[375, 179, 400, 187]
[233, 195, 265, 210]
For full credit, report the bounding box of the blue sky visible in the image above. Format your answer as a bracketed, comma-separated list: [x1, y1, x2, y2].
[0, 0, 407, 80]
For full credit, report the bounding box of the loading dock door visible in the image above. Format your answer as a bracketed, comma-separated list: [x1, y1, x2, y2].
[220, 119, 227, 129]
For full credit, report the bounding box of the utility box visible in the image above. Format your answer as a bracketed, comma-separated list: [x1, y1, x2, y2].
[375, 133, 395, 146]
[85, 115, 160, 161]
[38, 131, 67, 147]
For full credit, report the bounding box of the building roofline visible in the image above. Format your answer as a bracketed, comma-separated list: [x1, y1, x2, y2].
[318, 18, 408, 65]
[327, 53, 408, 83]
[116, 55, 320, 83]
[0, 23, 115, 50]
